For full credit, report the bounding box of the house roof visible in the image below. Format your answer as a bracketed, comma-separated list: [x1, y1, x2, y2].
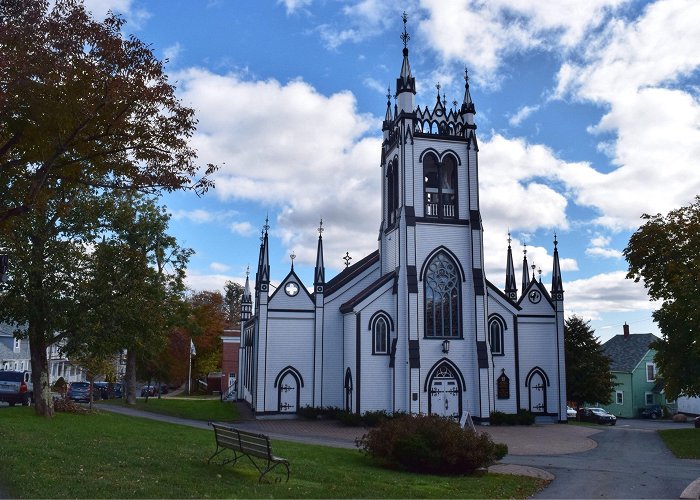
[602, 333, 658, 372]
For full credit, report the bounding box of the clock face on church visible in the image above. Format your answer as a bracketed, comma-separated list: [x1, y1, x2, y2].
[528, 290, 542, 304]
[284, 282, 299, 297]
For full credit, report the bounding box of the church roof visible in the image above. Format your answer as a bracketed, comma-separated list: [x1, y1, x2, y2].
[325, 250, 379, 297]
[339, 271, 396, 314]
[602, 333, 658, 372]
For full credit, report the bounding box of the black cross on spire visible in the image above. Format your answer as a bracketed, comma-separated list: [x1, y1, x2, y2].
[343, 252, 352, 268]
[401, 12, 410, 47]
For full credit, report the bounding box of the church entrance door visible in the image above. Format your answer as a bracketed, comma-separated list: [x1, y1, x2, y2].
[528, 371, 546, 414]
[278, 373, 298, 413]
[429, 365, 460, 419]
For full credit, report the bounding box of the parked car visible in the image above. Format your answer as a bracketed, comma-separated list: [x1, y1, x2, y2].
[67, 381, 100, 403]
[639, 405, 664, 419]
[578, 407, 617, 425]
[0, 370, 33, 406]
[567, 406, 577, 419]
[695, 416, 700, 429]
[140, 384, 168, 397]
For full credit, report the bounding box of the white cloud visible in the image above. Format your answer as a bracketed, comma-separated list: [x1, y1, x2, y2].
[419, 0, 628, 87]
[83, 0, 150, 27]
[171, 209, 240, 224]
[164, 42, 182, 66]
[277, 0, 312, 15]
[565, 271, 656, 320]
[209, 262, 231, 273]
[508, 105, 540, 127]
[586, 234, 623, 259]
[230, 221, 256, 237]
[175, 68, 381, 270]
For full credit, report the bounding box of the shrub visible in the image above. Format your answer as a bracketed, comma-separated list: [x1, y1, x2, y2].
[298, 405, 322, 420]
[51, 377, 67, 395]
[357, 414, 507, 475]
[337, 410, 364, 427]
[489, 409, 534, 425]
[362, 409, 390, 427]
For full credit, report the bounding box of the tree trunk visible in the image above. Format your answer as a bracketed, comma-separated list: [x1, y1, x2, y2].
[29, 327, 54, 417]
[125, 349, 137, 404]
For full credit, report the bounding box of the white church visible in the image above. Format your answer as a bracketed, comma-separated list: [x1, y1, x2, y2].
[237, 17, 567, 424]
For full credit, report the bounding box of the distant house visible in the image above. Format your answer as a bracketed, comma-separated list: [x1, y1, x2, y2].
[221, 329, 240, 399]
[599, 324, 665, 418]
[0, 324, 31, 372]
[677, 396, 700, 416]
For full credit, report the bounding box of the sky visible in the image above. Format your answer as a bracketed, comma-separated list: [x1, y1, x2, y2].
[82, 0, 700, 342]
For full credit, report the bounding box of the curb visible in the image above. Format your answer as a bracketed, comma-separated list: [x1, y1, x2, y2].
[488, 463, 554, 481]
[680, 478, 700, 499]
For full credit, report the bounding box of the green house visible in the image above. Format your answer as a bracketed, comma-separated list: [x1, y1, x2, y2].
[599, 327, 665, 419]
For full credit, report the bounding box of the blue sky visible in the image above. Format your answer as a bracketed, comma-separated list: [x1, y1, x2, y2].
[85, 0, 700, 342]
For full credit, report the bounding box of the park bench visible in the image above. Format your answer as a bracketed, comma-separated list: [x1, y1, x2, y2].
[208, 423, 290, 483]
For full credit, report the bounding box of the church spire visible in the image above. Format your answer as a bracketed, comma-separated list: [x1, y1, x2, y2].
[259, 217, 270, 286]
[241, 266, 252, 322]
[551, 233, 564, 299]
[396, 12, 416, 113]
[521, 244, 530, 295]
[314, 219, 325, 287]
[504, 233, 517, 300]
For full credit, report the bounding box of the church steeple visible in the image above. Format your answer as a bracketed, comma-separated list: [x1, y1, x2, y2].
[551, 233, 564, 299]
[521, 244, 530, 296]
[504, 233, 517, 300]
[396, 12, 415, 113]
[314, 219, 325, 288]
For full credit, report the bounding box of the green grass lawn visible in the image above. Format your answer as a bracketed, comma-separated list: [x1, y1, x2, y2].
[0, 407, 546, 498]
[658, 428, 700, 459]
[100, 396, 239, 421]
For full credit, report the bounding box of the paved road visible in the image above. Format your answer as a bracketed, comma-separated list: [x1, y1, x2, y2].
[502, 422, 700, 499]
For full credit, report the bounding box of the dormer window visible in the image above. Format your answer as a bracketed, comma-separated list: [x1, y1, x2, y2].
[423, 153, 457, 219]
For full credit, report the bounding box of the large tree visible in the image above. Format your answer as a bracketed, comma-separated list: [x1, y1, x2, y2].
[0, 0, 215, 224]
[565, 315, 616, 409]
[0, 0, 214, 416]
[624, 196, 700, 399]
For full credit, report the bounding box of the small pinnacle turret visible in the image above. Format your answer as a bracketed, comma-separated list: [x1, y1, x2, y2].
[551, 233, 564, 299]
[241, 266, 252, 322]
[314, 219, 325, 287]
[521, 245, 530, 295]
[460, 68, 476, 125]
[504, 233, 517, 300]
[396, 12, 416, 112]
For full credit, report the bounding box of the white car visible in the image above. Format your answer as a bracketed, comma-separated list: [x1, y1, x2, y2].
[567, 406, 577, 418]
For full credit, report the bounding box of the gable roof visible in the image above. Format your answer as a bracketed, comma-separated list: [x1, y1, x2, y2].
[602, 333, 659, 372]
[339, 271, 396, 314]
[325, 250, 380, 297]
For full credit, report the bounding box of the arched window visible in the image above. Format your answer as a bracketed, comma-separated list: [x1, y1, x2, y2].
[489, 318, 504, 355]
[424, 252, 461, 338]
[373, 316, 389, 354]
[423, 153, 457, 219]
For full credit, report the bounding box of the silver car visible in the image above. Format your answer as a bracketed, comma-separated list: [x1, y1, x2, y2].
[0, 370, 33, 406]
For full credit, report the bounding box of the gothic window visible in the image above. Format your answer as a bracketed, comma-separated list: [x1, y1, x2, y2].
[489, 318, 504, 355]
[373, 316, 389, 355]
[424, 252, 461, 338]
[423, 153, 457, 219]
[386, 159, 399, 225]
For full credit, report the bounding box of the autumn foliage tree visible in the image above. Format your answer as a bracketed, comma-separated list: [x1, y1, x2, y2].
[0, 0, 215, 416]
[187, 291, 227, 390]
[624, 196, 700, 399]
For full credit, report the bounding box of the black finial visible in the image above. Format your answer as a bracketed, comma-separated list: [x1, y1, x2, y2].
[452, 99, 458, 110]
[343, 251, 352, 268]
[290, 251, 296, 269]
[260, 228, 264, 243]
[538, 268, 542, 282]
[523, 243, 527, 256]
[554, 232, 558, 247]
[245, 265, 250, 278]
[401, 12, 410, 48]
[507, 231, 512, 247]
[386, 86, 391, 102]
[318, 218, 324, 235]
[436, 82, 441, 95]
[464, 67, 469, 85]
[442, 93, 447, 108]
[263, 215, 270, 234]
